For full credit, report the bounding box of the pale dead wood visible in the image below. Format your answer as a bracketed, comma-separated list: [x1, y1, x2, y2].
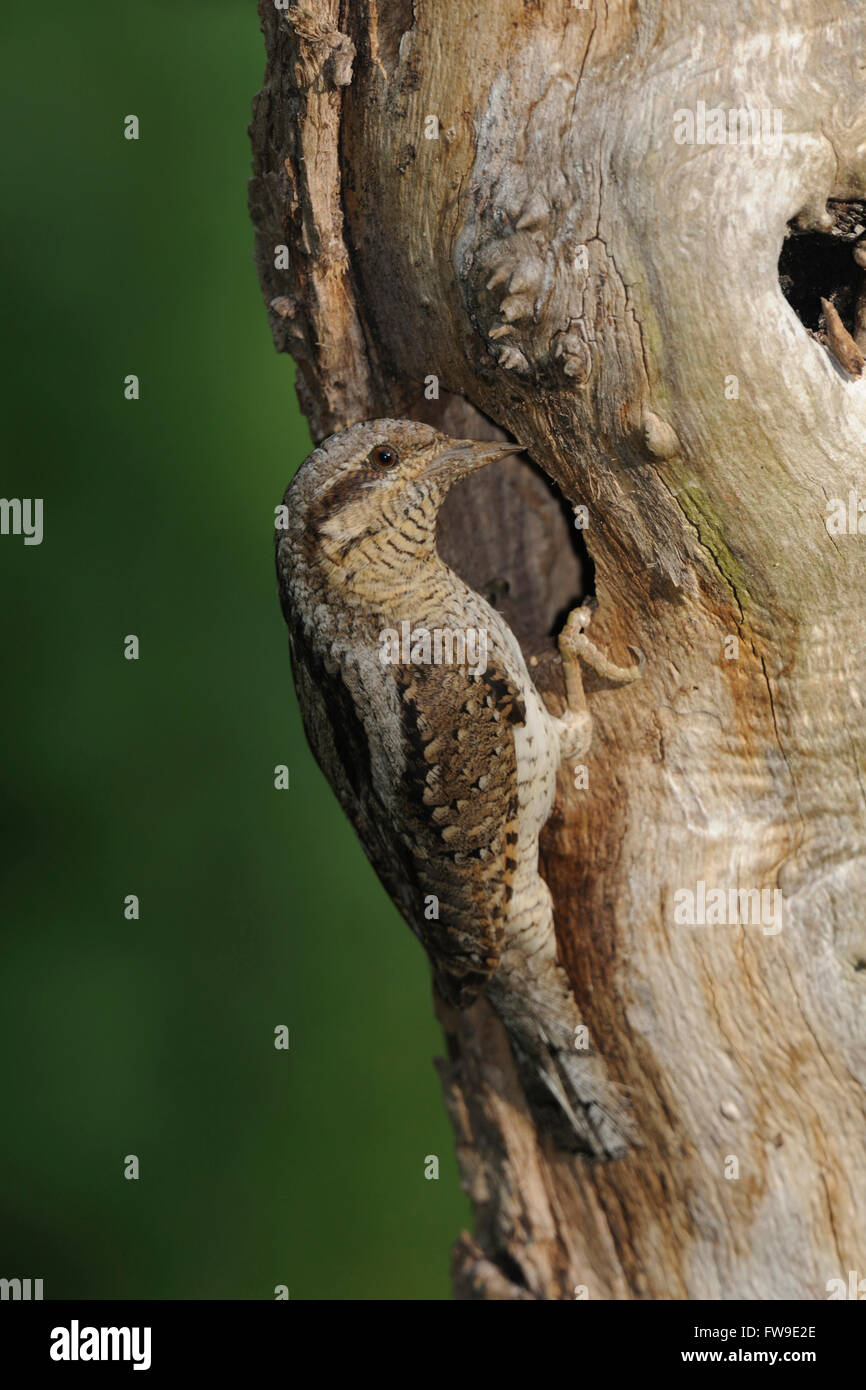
[251, 0, 866, 1300]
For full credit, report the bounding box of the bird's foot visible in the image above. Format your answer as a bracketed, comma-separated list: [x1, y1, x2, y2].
[558, 601, 644, 691]
[555, 601, 643, 761]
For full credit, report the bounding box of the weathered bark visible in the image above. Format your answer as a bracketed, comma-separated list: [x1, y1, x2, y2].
[250, 0, 866, 1300]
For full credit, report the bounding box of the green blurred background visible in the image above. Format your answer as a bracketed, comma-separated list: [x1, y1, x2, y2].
[0, 1, 467, 1299]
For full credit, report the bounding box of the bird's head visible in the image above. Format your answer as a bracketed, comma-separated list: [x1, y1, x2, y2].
[279, 418, 517, 584]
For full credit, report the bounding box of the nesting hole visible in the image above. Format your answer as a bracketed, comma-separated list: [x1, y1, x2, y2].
[779, 198, 866, 344]
[407, 390, 592, 669]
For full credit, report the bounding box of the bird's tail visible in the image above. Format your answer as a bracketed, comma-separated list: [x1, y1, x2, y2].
[487, 962, 637, 1159]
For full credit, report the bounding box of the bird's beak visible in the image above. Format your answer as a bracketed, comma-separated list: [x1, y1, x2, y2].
[431, 438, 519, 485]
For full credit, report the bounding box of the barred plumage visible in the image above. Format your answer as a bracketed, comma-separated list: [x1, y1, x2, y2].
[276, 418, 640, 1156]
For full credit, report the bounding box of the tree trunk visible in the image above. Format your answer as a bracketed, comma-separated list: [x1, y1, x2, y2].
[250, 0, 866, 1300]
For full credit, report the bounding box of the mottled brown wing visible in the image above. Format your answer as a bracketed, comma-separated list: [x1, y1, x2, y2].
[393, 660, 525, 1007]
[288, 616, 524, 1009]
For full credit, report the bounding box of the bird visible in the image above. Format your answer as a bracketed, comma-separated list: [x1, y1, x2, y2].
[276, 418, 643, 1156]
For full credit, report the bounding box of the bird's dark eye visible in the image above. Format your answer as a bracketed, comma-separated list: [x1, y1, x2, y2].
[369, 443, 399, 468]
